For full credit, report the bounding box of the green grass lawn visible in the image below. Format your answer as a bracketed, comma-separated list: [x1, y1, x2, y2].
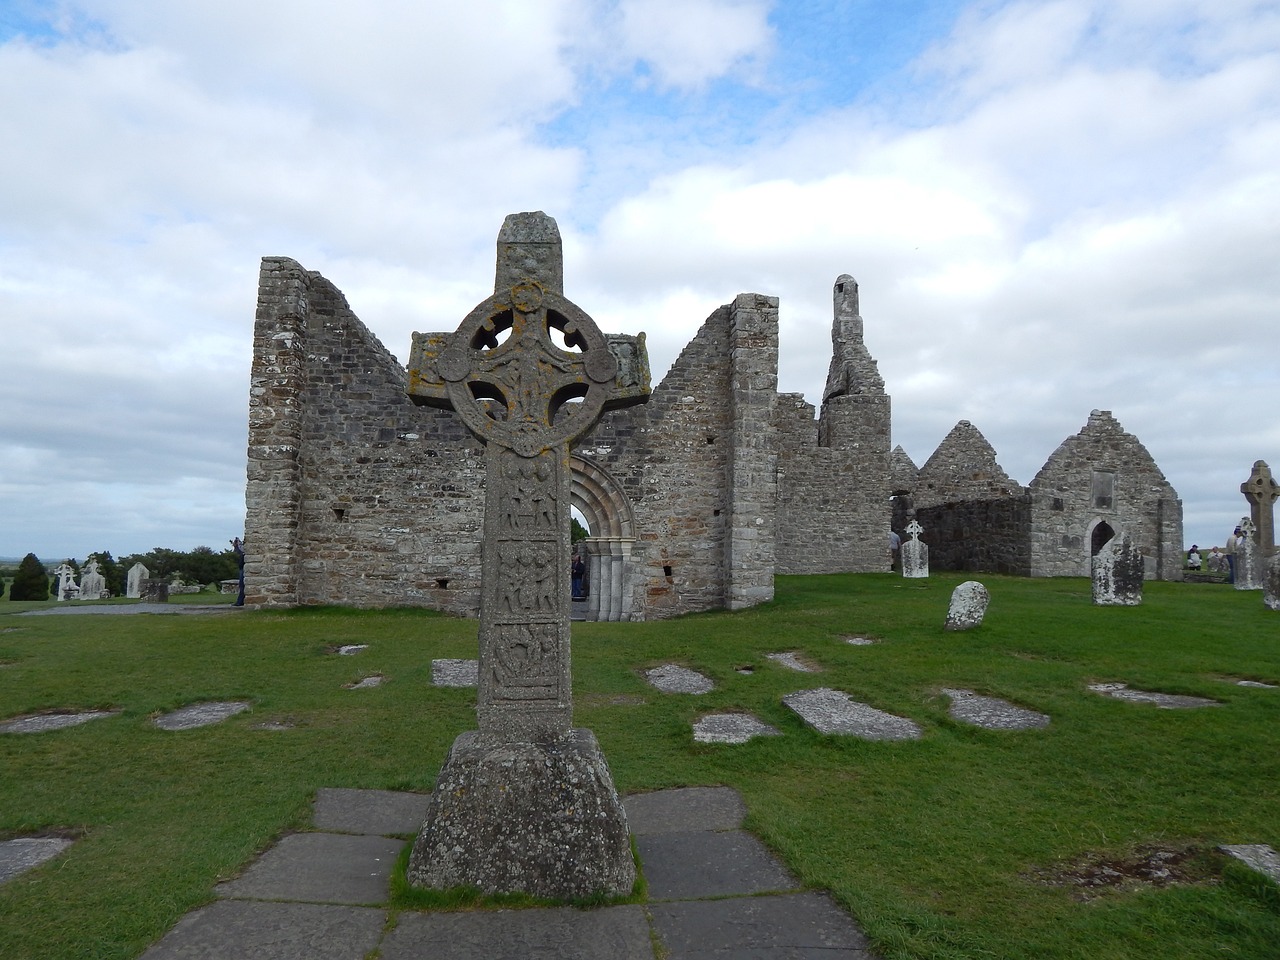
[2, 574, 1278, 959]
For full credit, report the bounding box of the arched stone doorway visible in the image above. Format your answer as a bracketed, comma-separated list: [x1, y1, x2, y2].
[1089, 520, 1116, 558]
[570, 455, 637, 622]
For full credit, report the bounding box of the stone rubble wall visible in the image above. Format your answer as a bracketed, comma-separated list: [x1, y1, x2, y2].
[245, 257, 485, 614]
[914, 496, 1033, 576]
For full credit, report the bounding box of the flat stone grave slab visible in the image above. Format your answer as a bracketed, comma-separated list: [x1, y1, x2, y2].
[624, 786, 746, 835]
[216, 833, 404, 905]
[335, 644, 368, 656]
[1, 709, 119, 734]
[766, 651, 821, 672]
[649, 891, 875, 960]
[783, 688, 923, 740]
[138, 900, 385, 960]
[1231, 679, 1278, 689]
[840, 634, 879, 645]
[344, 675, 385, 690]
[0, 837, 74, 883]
[636, 829, 799, 900]
[645, 663, 714, 694]
[942, 688, 1050, 730]
[431, 658, 479, 687]
[692, 712, 782, 744]
[1087, 683, 1220, 709]
[153, 701, 250, 730]
[1219, 844, 1280, 884]
[380, 904, 653, 960]
[313, 788, 431, 836]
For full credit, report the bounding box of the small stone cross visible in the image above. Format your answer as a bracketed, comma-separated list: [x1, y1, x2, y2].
[1241, 460, 1278, 557]
[905, 518, 923, 541]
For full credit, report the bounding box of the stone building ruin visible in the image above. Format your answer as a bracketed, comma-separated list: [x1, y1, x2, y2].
[243, 236, 1182, 620]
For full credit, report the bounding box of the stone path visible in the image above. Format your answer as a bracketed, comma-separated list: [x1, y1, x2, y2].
[137, 785, 876, 959]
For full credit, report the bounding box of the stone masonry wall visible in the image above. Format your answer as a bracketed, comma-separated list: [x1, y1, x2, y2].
[1028, 410, 1183, 580]
[246, 257, 485, 614]
[915, 496, 1033, 576]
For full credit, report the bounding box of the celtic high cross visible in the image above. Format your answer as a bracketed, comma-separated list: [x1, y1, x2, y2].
[404, 212, 648, 898]
[408, 211, 649, 741]
[1241, 460, 1278, 558]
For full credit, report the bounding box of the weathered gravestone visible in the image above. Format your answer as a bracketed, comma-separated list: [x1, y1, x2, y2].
[140, 579, 169, 603]
[404, 212, 650, 898]
[901, 518, 929, 579]
[1241, 460, 1278, 558]
[1265, 553, 1280, 612]
[126, 562, 149, 599]
[53, 563, 78, 602]
[1235, 517, 1262, 591]
[944, 581, 989, 631]
[78, 559, 107, 600]
[1092, 530, 1143, 605]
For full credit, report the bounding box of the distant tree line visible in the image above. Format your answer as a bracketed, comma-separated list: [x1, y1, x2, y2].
[2, 546, 241, 601]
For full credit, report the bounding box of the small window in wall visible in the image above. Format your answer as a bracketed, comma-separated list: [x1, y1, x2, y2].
[332, 507, 346, 521]
[1092, 471, 1115, 510]
[1051, 498, 1064, 511]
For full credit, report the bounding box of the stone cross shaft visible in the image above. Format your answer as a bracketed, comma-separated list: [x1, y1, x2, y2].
[409, 212, 650, 742]
[1241, 460, 1278, 557]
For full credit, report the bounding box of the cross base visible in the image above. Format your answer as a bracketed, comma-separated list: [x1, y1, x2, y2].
[407, 729, 635, 899]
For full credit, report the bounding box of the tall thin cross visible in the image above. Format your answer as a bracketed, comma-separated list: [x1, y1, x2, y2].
[408, 211, 650, 741]
[1241, 460, 1278, 558]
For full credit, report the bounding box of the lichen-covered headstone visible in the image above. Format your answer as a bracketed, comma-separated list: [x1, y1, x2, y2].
[1264, 552, 1280, 612]
[1235, 517, 1262, 591]
[78, 559, 107, 600]
[126, 562, 149, 598]
[405, 212, 649, 899]
[944, 581, 989, 631]
[54, 563, 78, 602]
[1091, 530, 1143, 605]
[901, 519, 929, 578]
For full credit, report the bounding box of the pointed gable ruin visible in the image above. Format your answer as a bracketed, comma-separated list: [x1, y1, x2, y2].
[1028, 409, 1183, 579]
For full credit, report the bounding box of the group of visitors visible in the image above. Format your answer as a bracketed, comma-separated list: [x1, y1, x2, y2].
[1190, 526, 1248, 583]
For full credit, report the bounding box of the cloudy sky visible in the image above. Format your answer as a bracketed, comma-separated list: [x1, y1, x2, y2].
[2, 0, 1277, 563]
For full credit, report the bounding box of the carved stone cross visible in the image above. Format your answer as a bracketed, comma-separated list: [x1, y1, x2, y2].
[905, 518, 923, 540]
[1241, 460, 1278, 557]
[404, 212, 649, 898]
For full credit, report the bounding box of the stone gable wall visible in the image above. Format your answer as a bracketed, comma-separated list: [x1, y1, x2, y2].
[1027, 410, 1183, 579]
[245, 257, 485, 614]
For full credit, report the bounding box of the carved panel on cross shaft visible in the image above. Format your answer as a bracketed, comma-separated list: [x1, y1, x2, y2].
[501, 457, 557, 533]
[496, 542, 557, 614]
[490, 622, 560, 702]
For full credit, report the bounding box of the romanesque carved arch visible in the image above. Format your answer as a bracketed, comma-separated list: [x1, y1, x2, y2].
[570, 456, 636, 621]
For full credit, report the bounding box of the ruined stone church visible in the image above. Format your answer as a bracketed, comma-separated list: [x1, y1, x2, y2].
[244, 226, 1182, 620]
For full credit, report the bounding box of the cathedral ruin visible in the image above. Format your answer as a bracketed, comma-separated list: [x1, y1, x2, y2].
[244, 225, 1183, 620]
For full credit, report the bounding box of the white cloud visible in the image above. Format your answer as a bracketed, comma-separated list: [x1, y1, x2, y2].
[615, 0, 773, 89]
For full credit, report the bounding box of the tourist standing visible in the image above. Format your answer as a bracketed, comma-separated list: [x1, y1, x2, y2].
[1224, 527, 1240, 584]
[232, 537, 245, 606]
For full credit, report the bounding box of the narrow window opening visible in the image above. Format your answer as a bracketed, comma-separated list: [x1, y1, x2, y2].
[662, 564, 673, 577]
[434, 578, 450, 589]
[332, 507, 346, 521]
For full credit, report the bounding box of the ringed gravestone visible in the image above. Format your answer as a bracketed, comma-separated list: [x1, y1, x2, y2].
[404, 212, 650, 899]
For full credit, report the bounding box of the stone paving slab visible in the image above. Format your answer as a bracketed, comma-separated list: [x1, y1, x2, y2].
[1087, 683, 1220, 709]
[623, 786, 746, 834]
[313, 788, 430, 836]
[380, 904, 653, 960]
[692, 712, 781, 744]
[1219, 844, 1280, 883]
[645, 663, 714, 693]
[153, 701, 251, 730]
[216, 833, 405, 904]
[139, 900, 385, 960]
[649, 891, 875, 959]
[942, 688, 1051, 730]
[0, 709, 119, 734]
[0, 837, 74, 883]
[783, 688, 923, 740]
[432, 658, 479, 687]
[636, 830, 798, 900]
[766, 651, 821, 672]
